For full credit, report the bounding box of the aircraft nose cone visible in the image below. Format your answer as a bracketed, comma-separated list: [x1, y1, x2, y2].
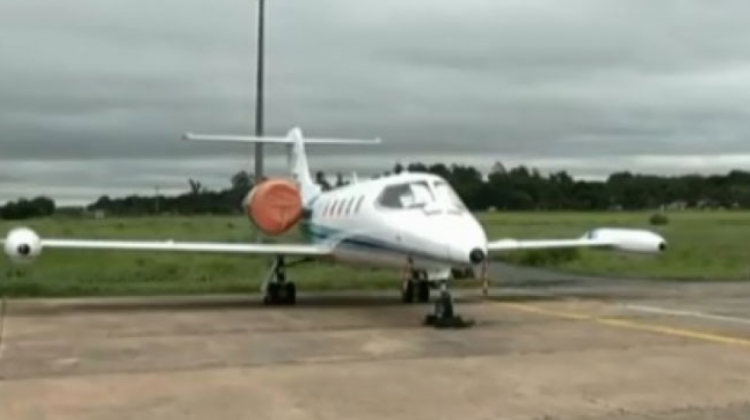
[469, 248, 485, 264]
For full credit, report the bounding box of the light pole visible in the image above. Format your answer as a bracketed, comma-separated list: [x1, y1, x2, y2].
[254, 0, 266, 243]
[254, 0, 266, 183]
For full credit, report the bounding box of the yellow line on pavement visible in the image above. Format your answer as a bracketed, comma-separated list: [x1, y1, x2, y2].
[503, 302, 750, 349]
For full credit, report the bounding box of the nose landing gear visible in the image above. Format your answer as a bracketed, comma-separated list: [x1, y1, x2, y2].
[401, 260, 474, 328]
[423, 281, 474, 329]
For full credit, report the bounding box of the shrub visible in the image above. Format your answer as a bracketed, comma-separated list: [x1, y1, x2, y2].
[649, 213, 669, 225]
[498, 247, 581, 267]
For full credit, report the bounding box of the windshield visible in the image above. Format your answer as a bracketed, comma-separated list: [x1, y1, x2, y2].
[433, 181, 467, 212]
[377, 180, 466, 212]
[377, 181, 435, 209]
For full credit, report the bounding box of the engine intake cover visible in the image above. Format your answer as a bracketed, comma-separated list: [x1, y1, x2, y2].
[244, 179, 303, 236]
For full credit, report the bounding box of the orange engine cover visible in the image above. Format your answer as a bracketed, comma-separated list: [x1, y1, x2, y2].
[244, 179, 303, 235]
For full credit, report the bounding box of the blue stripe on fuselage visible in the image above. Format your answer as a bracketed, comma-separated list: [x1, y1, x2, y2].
[301, 221, 447, 262]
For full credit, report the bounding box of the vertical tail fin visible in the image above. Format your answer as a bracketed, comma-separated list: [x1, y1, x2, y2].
[285, 128, 320, 202]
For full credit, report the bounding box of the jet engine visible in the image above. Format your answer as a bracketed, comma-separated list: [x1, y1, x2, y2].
[585, 228, 667, 253]
[243, 179, 303, 236]
[4, 227, 42, 263]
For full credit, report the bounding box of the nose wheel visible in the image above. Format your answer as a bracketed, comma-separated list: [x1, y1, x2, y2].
[423, 281, 474, 329]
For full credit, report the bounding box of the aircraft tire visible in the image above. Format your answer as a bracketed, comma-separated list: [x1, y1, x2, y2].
[434, 292, 454, 320]
[402, 280, 415, 303]
[284, 282, 297, 305]
[417, 280, 430, 303]
[264, 283, 280, 305]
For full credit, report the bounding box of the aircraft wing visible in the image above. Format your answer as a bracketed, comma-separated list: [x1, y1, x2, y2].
[487, 228, 667, 254]
[2, 228, 333, 261]
[487, 238, 613, 252]
[38, 239, 332, 255]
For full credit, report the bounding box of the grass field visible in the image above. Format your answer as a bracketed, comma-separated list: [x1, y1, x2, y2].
[1, 211, 748, 297]
[481, 211, 749, 281]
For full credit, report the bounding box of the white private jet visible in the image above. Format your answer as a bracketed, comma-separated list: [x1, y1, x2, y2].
[2, 127, 667, 326]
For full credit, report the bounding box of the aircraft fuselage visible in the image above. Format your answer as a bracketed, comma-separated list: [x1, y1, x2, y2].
[299, 172, 487, 276]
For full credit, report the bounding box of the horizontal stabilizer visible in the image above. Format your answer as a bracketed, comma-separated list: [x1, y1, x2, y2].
[181, 126, 379, 203]
[183, 132, 380, 145]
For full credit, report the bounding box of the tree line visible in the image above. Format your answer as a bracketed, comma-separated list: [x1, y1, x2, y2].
[0, 196, 56, 220]
[87, 171, 255, 217]
[3, 163, 750, 219]
[401, 162, 750, 211]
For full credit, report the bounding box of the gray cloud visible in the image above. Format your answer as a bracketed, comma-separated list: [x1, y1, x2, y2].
[2, 0, 750, 203]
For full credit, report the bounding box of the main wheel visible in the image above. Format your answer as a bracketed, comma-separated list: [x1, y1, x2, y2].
[433, 292, 454, 320]
[264, 283, 280, 305]
[417, 280, 430, 303]
[273, 282, 296, 305]
[284, 282, 297, 305]
[402, 280, 415, 303]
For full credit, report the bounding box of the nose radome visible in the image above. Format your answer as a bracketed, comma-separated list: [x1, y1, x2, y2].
[469, 248, 485, 264]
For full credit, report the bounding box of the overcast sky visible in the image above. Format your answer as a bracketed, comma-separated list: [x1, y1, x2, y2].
[2, 0, 750, 204]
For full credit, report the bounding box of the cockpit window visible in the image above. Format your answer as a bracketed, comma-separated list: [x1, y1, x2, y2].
[434, 181, 467, 212]
[377, 182, 434, 209]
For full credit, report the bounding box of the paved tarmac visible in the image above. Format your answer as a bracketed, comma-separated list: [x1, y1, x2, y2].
[1, 264, 750, 419]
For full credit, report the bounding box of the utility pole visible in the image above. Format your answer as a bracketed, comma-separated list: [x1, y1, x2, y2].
[254, 0, 266, 243]
[254, 0, 266, 183]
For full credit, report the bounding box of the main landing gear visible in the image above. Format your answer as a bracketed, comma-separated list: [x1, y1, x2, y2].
[263, 256, 297, 305]
[401, 270, 431, 304]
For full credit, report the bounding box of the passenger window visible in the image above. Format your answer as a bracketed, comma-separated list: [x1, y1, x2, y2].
[345, 197, 356, 215]
[354, 196, 365, 213]
[337, 198, 346, 216]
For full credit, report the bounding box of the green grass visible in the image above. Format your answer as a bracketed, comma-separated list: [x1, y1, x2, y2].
[1, 211, 749, 297]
